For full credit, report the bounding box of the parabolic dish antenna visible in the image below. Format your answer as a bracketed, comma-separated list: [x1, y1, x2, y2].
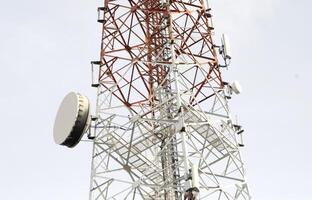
[53, 92, 90, 148]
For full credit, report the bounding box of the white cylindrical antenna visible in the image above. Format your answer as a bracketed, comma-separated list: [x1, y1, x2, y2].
[203, 0, 211, 10]
[191, 164, 200, 188]
[238, 131, 245, 147]
[91, 61, 100, 87]
[230, 81, 243, 94]
[221, 33, 232, 60]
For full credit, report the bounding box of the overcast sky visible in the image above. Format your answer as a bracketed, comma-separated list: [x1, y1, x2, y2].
[0, 0, 311, 199]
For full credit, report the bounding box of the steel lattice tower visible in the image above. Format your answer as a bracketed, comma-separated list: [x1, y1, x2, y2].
[88, 0, 251, 199]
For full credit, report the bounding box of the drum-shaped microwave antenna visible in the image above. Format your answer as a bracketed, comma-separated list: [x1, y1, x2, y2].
[53, 92, 90, 148]
[230, 80, 243, 94]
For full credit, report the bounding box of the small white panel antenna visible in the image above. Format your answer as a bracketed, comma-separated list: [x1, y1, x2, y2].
[230, 81, 243, 94]
[221, 33, 232, 60]
[191, 164, 200, 188]
[203, 0, 211, 10]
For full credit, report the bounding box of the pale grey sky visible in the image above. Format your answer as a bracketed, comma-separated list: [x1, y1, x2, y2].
[0, 0, 311, 199]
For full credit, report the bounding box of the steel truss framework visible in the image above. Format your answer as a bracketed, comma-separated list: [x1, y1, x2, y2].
[89, 0, 251, 199]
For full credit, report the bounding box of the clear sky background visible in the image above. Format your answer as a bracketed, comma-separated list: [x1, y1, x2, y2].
[0, 0, 311, 199]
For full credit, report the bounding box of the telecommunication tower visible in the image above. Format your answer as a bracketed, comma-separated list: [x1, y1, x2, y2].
[53, 0, 251, 199]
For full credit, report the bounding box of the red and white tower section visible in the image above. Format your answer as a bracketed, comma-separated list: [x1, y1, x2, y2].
[53, 0, 251, 200]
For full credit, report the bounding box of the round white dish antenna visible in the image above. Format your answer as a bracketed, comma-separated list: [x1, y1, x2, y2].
[230, 81, 243, 94]
[53, 92, 90, 148]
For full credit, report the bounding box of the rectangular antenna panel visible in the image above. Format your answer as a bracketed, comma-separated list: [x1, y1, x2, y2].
[222, 33, 232, 59]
